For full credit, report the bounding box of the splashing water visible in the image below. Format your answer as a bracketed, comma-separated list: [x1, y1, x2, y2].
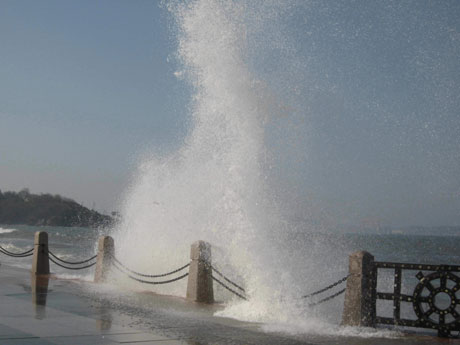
[112, 0, 310, 326]
[110, 0, 439, 337]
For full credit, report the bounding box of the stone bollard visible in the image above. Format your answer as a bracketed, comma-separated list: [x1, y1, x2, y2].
[186, 241, 214, 303]
[32, 231, 50, 275]
[94, 236, 114, 283]
[342, 251, 376, 327]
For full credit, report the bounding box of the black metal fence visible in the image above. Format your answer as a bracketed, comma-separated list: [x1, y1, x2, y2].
[373, 261, 460, 337]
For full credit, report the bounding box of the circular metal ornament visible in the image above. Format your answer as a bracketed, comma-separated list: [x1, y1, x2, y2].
[412, 271, 460, 331]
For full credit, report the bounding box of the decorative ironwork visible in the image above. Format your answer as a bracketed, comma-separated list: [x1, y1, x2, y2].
[374, 261, 460, 338]
[413, 271, 460, 335]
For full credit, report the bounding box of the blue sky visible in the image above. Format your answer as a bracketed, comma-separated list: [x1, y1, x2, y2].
[1, 0, 459, 227]
[1, 0, 188, 211]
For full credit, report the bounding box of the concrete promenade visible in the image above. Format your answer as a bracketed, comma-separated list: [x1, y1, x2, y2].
[0, 264, 456, 345]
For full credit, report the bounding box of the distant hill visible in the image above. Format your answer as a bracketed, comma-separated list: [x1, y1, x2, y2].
[0, 189, 113, 228]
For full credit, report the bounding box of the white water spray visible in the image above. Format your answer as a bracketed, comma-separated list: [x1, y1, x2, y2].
[111, 0, 399, 337]
[112, 0, 302, 321]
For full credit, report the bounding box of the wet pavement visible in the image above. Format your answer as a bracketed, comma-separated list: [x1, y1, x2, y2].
[0, 264, 458, 344]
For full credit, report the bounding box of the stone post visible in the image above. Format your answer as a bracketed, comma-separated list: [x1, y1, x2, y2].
[94, 236, 114, 283]
[342, 251, 376, 327]
[186, 241, 214, 303]
[32, 231, 49, 275]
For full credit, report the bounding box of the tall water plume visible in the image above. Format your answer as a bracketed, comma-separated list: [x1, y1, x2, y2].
[112, 0, 460, 335]
[112, 0, 302, 323]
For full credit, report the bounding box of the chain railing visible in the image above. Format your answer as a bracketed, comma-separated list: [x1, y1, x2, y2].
[302, 275, 349, 307]
[302, 275, 349, 299]
[211, 265, 245, 292]
[47, 249, 98, 270]
[111, 254, 190, 285]
[0, 235, 347, 308]
[48, 250, 97, 265]
[210, 262, 348, 305]
[0, 245, 34, 258]
[307, 288, 347, 307]
[210, 265, 247, 300]
[112, 255, 190, 278]
[0, 242, 97, 270]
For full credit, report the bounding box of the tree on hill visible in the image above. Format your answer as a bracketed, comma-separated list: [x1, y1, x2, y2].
[0, 189, 114, 228]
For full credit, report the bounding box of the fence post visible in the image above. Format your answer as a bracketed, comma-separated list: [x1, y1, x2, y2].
[94, 236, 114, 283]
[32, 231, 49, 275]
[342, 250, 376, 327]
[186, 240, 214, 303]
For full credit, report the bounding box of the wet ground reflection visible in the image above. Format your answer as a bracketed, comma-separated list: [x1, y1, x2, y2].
[1, 264, 448, 345]
[30, 273, 49, 319]
[93, 299, 113, 331]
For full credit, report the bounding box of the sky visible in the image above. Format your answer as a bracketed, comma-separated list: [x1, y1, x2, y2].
[0, 0, 189, 212]
[0, 0, 459, 227]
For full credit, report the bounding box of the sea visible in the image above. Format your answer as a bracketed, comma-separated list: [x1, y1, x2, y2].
[3, 225, 459, 272]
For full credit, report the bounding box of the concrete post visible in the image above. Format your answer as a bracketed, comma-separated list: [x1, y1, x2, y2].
[342, 251, 376, 327]
[186, 241, 214, 303]
[94, 236, 114, 283]
[32, 231, 49, 275]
